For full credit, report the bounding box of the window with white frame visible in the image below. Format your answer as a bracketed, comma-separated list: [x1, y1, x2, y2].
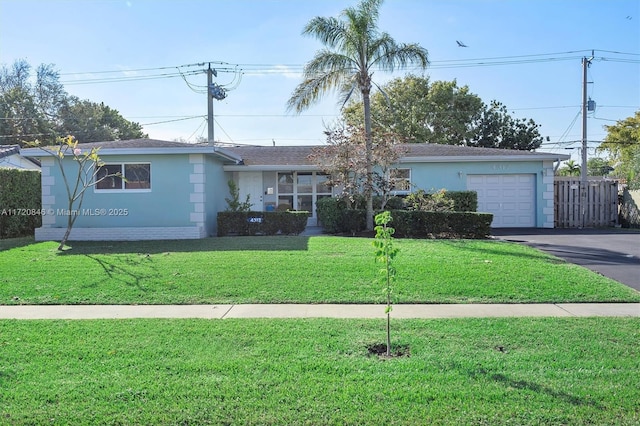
[390, 168, 411, 193]
[276, 172, 332, 212]
[96, 163, 151, 191]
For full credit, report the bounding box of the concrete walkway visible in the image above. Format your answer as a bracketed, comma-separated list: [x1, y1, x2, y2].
[1, 303, 638, 320]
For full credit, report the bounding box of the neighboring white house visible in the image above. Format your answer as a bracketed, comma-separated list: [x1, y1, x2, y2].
[0, 145, 40, 170]
[21, 139, 570, 241]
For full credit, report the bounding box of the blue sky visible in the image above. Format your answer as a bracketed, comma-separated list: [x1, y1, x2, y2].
[1, 0, 638, 162]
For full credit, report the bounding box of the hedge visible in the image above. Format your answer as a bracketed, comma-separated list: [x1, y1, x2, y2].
[389, 210, 493, 239]
[446, 191, 478, 212]
[0, 169, 41, 238]
[217, 211, 309, 236]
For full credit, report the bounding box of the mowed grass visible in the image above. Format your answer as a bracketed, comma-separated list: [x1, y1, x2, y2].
[1, 318, 639, 425]
[2, 236, 638, 305]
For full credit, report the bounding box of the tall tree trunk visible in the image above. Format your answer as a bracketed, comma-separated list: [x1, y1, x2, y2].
[363, 89, 374, 231]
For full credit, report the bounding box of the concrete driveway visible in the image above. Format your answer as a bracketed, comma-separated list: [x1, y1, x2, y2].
[491, 228, 640, 291]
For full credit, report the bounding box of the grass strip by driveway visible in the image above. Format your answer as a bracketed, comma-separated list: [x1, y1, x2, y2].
[2, 236, 638, 305]
[1, 317, 638, 425]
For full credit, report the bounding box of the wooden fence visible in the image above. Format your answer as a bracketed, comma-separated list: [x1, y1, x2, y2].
[554, 177, 619, 228]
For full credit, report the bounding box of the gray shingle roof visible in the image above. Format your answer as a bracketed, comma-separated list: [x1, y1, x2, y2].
[225, 145, 319, 166]
[0, 144, 21, 159]
[21, 139, 567, 165]
[226, 143, 566, 166]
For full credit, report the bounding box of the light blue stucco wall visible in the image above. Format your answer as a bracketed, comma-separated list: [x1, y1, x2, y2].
[43, 154, 204, 228]
[406, 160, 544, 190]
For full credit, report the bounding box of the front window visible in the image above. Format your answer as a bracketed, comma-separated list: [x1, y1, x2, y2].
[390, 168, 411, 193]
[276, 172, 332, 213]
[96, 163, 151, 191]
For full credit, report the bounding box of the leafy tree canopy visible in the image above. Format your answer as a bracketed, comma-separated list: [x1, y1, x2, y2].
[587, 157, 614, 177]
[598, 111, 640, 188]
[0, 59, 147, 146]
[59, 98, 146, 143]
[343, 74, 545, 150]
[343, 75, 483, 145]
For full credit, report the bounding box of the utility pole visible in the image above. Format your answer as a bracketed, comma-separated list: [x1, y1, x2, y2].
[580, 52, 593, 227]
[206, 63, 227, 144]
[207, 64, 214, 144]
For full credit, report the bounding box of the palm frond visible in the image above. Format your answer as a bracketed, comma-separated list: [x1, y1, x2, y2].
[369, 35, 429, 72]
[303, 17, 346, 49]
[287, 69, 354, 113]
[339, 77, 359, 110]
[302, 50, 356, 78]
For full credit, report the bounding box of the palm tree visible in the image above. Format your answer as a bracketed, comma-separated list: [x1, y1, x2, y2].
[287, 0, 428, 230]
[559, 159, 581, 177]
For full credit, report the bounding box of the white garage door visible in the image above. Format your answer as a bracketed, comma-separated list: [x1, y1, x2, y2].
[467, 174, 536, 228]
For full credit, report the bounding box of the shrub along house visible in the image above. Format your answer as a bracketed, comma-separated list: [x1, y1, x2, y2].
[21, 139, 569, 241]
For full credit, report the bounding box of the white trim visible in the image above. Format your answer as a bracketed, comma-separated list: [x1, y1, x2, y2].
[40, 158, 56, 226]
[189, 174, 205, 184]
[189, 155, 206, 228]
[399, 154, 570, 163]
[189, 154, 205, 164]
[541, 160, 556, 228]
[190, 193, 205, 203]
[224, 165, 318, 172]
[21, 145, 243, 163]
[34, 226, 206, 241]
[223, 154, 571, 172]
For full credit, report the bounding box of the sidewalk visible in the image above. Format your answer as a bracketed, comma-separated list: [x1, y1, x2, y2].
[1, 303, 638, 320]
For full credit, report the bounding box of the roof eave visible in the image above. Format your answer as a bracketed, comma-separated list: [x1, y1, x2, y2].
[21, 146, 243, 164]
[399, 154, 570, 163]
[224, 164, 318, 172]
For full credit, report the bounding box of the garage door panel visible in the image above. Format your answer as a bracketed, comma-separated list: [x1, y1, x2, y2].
[518, 202, 533, 211]
[467, 174, 536, 228]
[518, 216, 532, 226]
[501, 175, 518, 185]
[502, 217, 518, 226]
[468, 176, 484, 185]
[503, 189, 517, 198]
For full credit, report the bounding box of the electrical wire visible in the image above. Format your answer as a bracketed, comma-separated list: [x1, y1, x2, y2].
[140, 116, 204, 126]
[56, 50, 638, 84]
[186, 118, 207, 142]
[213, 118, 236, 144]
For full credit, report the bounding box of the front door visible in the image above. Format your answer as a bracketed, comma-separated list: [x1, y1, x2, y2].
[238, 172, 264, 211]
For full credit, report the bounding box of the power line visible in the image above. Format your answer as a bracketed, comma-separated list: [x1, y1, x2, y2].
[55, 50, 639, 85]
[140, 116, 204, 126]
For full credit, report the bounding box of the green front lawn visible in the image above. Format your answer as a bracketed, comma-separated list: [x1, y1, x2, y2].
[2, 236, 638, 305]
[2, 318, 638, 425]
